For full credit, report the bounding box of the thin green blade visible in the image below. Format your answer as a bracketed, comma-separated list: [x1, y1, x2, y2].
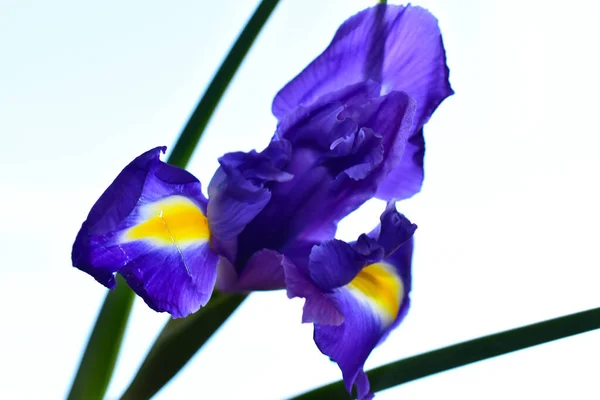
[67, 277, 134, 400]
[290, 307, 600, 399]
[167, 0, 283, 168]
[121, 293, 247, 399]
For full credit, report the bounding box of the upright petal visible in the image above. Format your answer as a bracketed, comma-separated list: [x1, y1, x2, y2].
[72, 147, 219, 318]
[273, 4, 452, 131]
[273, 4, 453, 200]
[235, 83, 415, 281]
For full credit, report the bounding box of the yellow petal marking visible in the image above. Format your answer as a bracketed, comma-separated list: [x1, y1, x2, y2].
[347, 262, 403, 322]
[124, 195, 209, 247]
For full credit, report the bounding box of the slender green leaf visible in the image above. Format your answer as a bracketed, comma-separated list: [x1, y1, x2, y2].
[68, 0, 280, 397]
[290, 307, 600, 400]
[167, 0, 282, 168]
[121, 293, 247, 400]
[67, 276, 134, 400]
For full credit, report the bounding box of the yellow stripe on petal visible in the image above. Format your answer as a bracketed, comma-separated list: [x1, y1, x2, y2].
[347, 262, 403, 323]
[124, 195, 210, 247]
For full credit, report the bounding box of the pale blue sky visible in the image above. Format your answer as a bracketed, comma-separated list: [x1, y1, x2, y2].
[1, 0, 599, 399]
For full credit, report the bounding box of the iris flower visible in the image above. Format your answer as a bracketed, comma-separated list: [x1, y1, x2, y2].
[72, 4, 452, 398]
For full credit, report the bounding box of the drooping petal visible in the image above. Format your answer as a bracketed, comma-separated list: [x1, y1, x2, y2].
[72, 147, 219, 318]
[118, 234, 218, 319]
[287, 206, 415, 399]
[308, 236, 382, 292]
[377, 237, 413, 345]
[313, 257, 409, 400]
[283, 256, 344, 326]
[273, 4, 453, 200]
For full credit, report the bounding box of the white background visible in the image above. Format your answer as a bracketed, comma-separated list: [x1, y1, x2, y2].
[1, 0, 599, 398]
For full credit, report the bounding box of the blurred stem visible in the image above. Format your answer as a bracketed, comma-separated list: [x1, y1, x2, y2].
[379, 0, 387, 4]
[121, 293, 248, 400]
[68, 0, 280, 398]
[290, 307, 600, 399]
[67, 276, 134, 400]
[167, 0, 282, 167]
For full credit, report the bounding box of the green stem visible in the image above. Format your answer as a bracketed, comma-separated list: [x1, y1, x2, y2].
[121, 293, 248, 399]
[68, 0, 280, 398]
[67, 276, 134, 400]
[290, 307, 600, 399]
[167, 0, 282, 167]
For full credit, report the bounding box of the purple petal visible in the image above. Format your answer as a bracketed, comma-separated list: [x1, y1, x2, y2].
[236, 84, 414, 272]
[82, 146, 166, 239]
[217, 249, 287, 292]
[72, 147, 219, 318]
[308, 237, 383, 291]
[289, 205, 416, 398]
[273, 4, 452, 131]
[313, 288, 388, 400]
[120, 241, 218, 318]
[378, 237, 413, 344]
[275, 80, 382, 140]
[283, 257, 344, 326]
[375, 127, 425, 200]
[207, 168, 271, 241]
[273, 4, 453, 200]
[207, 140, 293, 262]
[372, 200, 417, 256]
[354, 371, 374, 400]
[313, 254, 411, 400]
